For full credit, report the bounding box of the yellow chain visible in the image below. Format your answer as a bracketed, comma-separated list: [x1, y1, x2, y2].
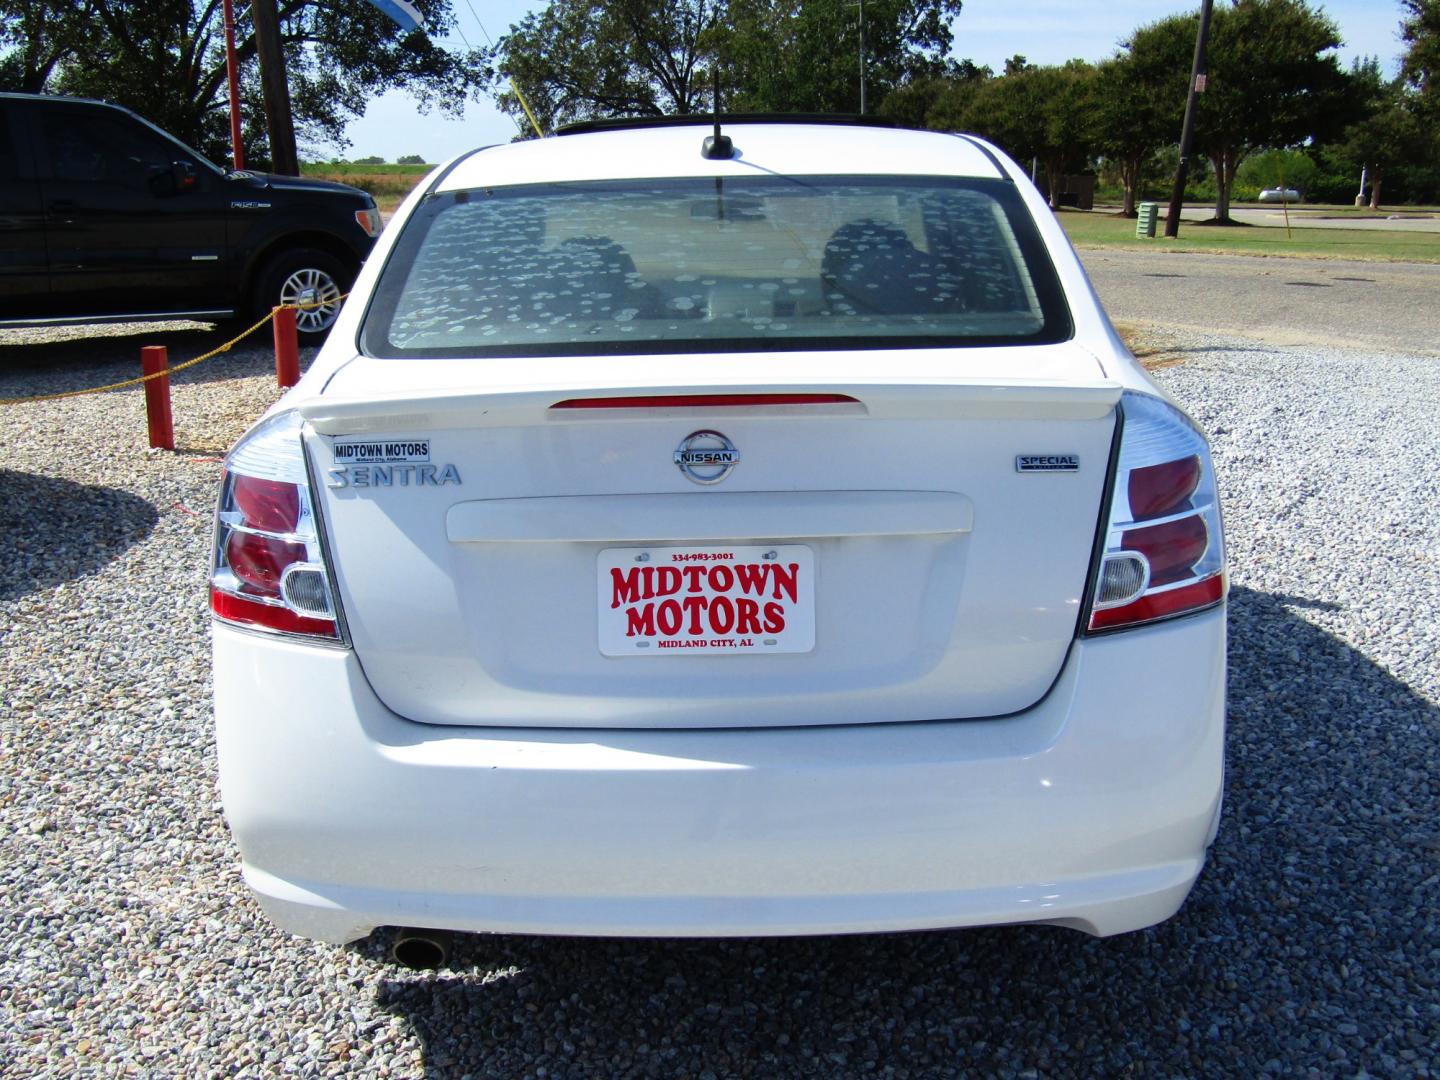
[0, 295, 348, 406]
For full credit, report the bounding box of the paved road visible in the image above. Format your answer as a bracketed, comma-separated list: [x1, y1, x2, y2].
[1079, 248, 1440, 355]
[1181, 207, 1440, 232]
[1095, 205, 1440, 232]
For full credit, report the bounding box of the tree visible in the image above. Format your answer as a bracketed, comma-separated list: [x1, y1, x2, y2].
[1128, 0, 1348, 223]
[1091, 54, 1174, 215]
[488, 0, 722, 133]
[720, 0, 963, 114]
[396, 153, 427, 164]
[485, 0, 963, 135]
[1401, 0, 1439, 117]
[874, 59, 989, 130]
[0, 0, 90, 91]
[1330, 58, 1428, 209]
[0, 1, 484, 168]
[962, 62, 1096, 208]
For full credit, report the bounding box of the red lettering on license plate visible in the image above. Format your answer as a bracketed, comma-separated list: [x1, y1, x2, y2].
[597, 546, 815, 656]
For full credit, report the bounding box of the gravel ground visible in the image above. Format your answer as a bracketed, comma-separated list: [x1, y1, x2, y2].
[1, 324, 1438, 1077]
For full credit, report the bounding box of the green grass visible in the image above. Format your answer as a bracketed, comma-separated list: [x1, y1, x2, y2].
[300, 162, 431, 209]
[1059, 210, 1440, 263]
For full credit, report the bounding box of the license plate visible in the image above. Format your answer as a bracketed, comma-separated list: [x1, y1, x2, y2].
[597, 545, 815, 656]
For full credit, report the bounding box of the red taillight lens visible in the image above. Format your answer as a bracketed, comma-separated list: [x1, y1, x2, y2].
[1086, 393, 1225, 633]
[1128, 455, 1201, 520]
[226, 531, 309, 591]
[1122, 515, 1209, 587]
[1088, 575, 1226, 632]
[210, 411, 341, 642]
[210, 588, 341, 637]
[231, 474, 300, 534]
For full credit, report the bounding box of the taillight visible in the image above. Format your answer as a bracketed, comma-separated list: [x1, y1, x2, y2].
[210, 410, 342, 641]
[1085, 391, 1225, 633]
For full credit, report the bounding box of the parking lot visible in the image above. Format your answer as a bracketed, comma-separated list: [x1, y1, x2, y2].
[1, 260, 1438, 1075]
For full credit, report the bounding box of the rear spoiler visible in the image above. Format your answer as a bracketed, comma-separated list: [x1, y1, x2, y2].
[300, 381, 1121, 435]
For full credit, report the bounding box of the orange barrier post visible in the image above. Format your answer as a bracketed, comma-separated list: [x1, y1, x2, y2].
[141, 345, 174, 450]
[273, 306, 300, 388]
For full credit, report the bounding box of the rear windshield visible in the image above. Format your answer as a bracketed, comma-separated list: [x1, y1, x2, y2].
[361, 175, 1072, 358]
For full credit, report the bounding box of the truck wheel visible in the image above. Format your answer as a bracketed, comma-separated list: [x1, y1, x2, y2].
[255, 248, 353, 343]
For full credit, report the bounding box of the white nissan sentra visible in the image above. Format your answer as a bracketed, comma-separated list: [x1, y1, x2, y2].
[211, 116, 1226, 955]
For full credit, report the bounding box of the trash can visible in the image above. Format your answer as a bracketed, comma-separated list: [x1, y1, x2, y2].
[1136, 202, 1160, 238]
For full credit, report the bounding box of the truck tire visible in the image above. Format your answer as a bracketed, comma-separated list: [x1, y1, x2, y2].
[254, 248, 354, 344]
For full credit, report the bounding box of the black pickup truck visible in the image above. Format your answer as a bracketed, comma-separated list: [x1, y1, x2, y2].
[0, 93, 381, 341]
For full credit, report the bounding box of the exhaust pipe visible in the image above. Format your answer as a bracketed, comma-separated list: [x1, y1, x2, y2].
[391, 928, 451, 970]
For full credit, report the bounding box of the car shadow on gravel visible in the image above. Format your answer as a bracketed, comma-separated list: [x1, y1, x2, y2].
[370, 585, 1438, 1077]
[0, 469, 159, 601]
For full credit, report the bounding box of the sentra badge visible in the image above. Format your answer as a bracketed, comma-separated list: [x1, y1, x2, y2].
[674, 430, 740, 485]
[326, 463, 460, 489]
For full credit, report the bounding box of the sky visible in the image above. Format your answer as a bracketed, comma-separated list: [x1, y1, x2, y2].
[339, 0, 1415, 163]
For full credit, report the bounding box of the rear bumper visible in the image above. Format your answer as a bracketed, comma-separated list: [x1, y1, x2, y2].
[213, 608, 1225, 943]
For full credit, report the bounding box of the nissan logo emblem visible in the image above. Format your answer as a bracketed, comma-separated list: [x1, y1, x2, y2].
[673, 430, 740, 485]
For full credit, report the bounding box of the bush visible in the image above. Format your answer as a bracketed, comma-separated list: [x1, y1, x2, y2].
[1237, 149, 1316, 198]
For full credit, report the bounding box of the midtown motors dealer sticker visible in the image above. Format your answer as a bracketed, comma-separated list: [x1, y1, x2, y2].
[333, 438, 430, 464]
[598, 545, 815, 656]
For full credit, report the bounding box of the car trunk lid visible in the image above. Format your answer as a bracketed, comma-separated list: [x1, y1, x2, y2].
[302, 344, 1119, 728]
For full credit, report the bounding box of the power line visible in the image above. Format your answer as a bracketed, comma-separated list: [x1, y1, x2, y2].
[459, 0, 496, 46]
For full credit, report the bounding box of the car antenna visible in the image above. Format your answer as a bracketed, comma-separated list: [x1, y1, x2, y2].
[701, 66, 733, 160]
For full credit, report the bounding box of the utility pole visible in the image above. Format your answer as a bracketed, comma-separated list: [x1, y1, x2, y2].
[222, 0, 245, 170]
[251, 0, 299, 176]
[1164, 0, 1213, 238]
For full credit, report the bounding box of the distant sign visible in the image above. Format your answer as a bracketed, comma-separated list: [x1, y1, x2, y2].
[364, 0, 423, 33]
